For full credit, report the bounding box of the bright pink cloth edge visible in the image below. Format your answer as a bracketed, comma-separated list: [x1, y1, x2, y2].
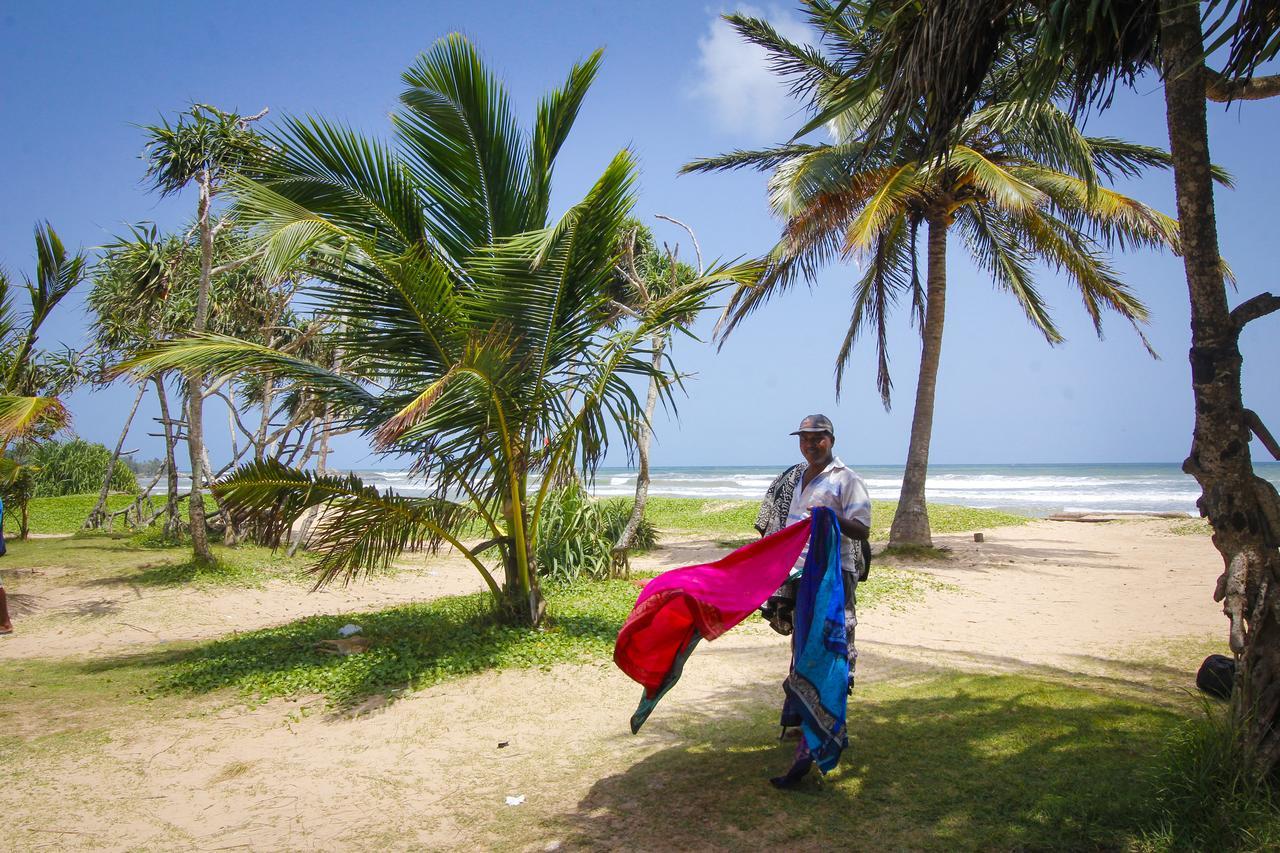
[614, 518, 812, 693]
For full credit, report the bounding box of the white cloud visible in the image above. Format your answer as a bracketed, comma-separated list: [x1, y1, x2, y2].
[691, 5, 813, 140]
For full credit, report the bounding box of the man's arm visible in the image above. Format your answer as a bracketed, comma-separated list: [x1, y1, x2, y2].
[835, 514, 870, 541]
[838, 472, 872, 541]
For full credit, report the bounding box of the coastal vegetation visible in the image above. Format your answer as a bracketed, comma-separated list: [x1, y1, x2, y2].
[3, 3, 1279, 849]
[119, 36, 758, 626]
[0, 224, 90, 537]
[825, 0, 1280, 787]
[686, 2, 1184, 548]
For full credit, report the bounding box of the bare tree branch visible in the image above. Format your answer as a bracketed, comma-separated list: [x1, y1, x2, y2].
[1246, 409, 1280, 461]
[655, 214, 703, 275]
[1206, 67, 1280, 102]
[209, 244, 267, 277]
[1231, 292, 1280, 330]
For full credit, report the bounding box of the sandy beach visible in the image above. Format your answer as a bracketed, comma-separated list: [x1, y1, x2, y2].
[0, 515, 1229, 850]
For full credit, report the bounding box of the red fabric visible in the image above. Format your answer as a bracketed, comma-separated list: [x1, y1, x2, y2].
[614, 518, 813, 696]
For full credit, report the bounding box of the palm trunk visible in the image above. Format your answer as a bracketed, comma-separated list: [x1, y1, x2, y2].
[186, 170, 214, 563]
[153, 375, 183, 539]
[612, 333, 664, 576]
[1160, 0, 1280, 779]
[889, 213, 948, 547]
[84, 381, 147, 529]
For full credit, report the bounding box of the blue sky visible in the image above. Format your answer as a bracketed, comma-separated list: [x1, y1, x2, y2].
[1, 1, 1277, 470]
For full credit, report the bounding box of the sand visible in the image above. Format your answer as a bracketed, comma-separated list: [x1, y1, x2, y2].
[1, 518, 1230, 850]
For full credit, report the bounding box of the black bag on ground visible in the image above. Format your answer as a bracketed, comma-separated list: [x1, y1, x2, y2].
[1196, 654, 1236, 700]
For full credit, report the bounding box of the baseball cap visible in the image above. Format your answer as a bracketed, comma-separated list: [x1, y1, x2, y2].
[789, 414, 834, 437]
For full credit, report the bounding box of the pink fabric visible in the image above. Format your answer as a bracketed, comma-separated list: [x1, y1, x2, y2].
[614, 518, 813, 696]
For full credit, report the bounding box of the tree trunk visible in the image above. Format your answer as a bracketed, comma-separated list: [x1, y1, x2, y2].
[612, 333, 664, 576]
[153, 375, 183, 539]
[889, 213, 948, 547]
[186, 170, 214, 563]
[84, 381, 147, 529]
[1159, 0, 1280, 779]
[500, 473, 544, 627]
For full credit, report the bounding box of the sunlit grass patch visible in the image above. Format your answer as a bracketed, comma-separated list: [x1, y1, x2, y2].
[645, 497, 1029, 542]
[156, 580, 642, 706]
[878, 543, 952, 561]
[1170, 518, 1212, 536]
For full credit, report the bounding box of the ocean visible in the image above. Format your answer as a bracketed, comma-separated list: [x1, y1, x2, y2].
[348, 462, 1280, 518]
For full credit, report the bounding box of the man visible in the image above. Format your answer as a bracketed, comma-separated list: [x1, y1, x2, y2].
[758, 414, 871, 787]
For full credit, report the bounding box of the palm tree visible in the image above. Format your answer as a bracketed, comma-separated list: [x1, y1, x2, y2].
[0, 223, 89, 536]
[684, 6, 1181, 546]
[121, 35, 755, 625]
[818, 0, 1280, 782]
[140, 103, 268, 562]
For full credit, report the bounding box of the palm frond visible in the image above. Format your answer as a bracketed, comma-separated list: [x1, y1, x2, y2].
[836, 212, 915, 405]
[956, 206, 1062, 343]
[395, 33, 531, 250]
[942, 145, 1046, 213]
[213, 459, 491, 590]
[0, 395, 68, 440]
[529, 50, 603, 219]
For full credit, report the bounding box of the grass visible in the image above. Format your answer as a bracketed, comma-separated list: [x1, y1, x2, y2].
[0, 532, 314, 590]
[541, 673, 1207, 851]
[1171, 518, 1213, 536]
[879, 543, 952, 561]
[2, 492, 219, 537]
[1137, 699, 1280, 851]
[645, 497, 1029, 541]
[155, 580, 640, 706]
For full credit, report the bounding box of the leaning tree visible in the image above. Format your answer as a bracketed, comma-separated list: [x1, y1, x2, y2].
[818, 0, 1280, 778]
[685, 4, 1182, 546]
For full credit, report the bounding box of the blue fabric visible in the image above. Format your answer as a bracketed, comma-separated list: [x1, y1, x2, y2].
[781, 507, 848, 773]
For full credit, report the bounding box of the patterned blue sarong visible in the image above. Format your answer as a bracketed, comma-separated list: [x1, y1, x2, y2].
[780, 507, 848, 773]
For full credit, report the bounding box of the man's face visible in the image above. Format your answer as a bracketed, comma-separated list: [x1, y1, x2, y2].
[798, 431, 834, 466]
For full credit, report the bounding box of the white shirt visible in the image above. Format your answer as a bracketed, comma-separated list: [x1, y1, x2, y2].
[785, 456, 871, 575]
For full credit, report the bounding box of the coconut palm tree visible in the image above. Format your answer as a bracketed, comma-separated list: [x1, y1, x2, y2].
[0, 223, 89, 536]
[121, 35, 756, 625]
[684, 6, 1182, 546]
[811, 0, 1280, 782]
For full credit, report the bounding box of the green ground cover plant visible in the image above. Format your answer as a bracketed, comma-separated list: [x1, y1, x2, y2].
[645, 497, 1028, 540]
[155, 561, 940, 706]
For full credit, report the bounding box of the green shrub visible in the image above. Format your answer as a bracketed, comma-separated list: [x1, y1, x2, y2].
[22, 439, 138, 497]
[535, 482, 657, 582]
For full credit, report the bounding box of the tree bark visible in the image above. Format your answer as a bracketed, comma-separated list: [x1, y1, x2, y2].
[612, 332, 664, 576]
[84, 381, 147, 529]
[153, 375, 183, 539]
[1160, 0, 1280, 779]
[186, 170, 214, 562]
[889, 213, 948, 547]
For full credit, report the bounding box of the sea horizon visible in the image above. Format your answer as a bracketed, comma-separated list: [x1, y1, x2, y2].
[334, 461, 1280, 518]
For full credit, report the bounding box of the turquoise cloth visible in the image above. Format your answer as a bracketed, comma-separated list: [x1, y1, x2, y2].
[782, 507, 849, 773]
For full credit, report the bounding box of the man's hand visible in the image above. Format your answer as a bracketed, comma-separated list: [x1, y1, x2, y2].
[805, 504, 869, 541]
